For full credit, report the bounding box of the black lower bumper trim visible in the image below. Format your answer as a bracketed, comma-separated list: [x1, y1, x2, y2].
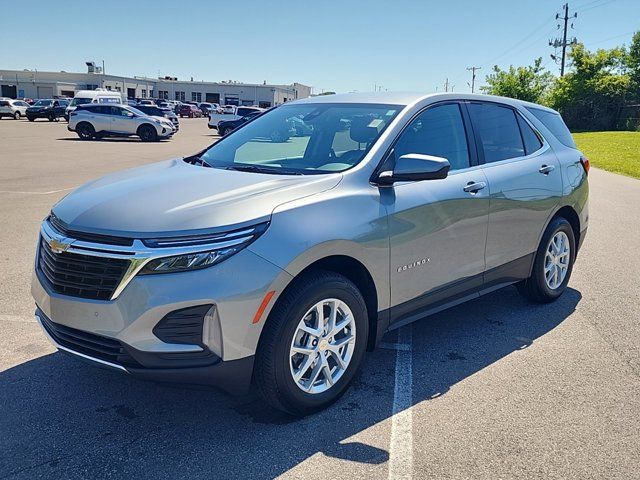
[126, 355, 255, 395]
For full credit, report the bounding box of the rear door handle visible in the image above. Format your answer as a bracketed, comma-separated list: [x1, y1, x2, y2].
[539, 164, 555, 174]
[463, 181, 487, 193]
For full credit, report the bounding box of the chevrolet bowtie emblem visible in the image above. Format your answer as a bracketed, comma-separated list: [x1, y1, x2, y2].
[48, 238, 71, 254]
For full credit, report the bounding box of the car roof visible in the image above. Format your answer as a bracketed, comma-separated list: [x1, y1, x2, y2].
[290, 91, 557, 113]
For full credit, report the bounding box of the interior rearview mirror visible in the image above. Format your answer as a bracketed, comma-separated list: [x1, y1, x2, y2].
[377, 153, 450, 185]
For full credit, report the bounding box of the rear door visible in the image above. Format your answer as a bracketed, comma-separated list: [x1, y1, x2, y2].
[466, 101, 562, 286]
[387, 102, 490, 325]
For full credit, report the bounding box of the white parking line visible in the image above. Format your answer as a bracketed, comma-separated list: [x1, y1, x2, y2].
[388, 324, 413, 480]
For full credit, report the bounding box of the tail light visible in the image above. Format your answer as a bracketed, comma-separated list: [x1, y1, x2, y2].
[580, 156, 590, 175]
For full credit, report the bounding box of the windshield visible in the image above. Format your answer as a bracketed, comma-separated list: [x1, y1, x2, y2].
[199, 103, 401, 174]
[70, 97, 92, 107]
[127, 106, 147, 116]
[34, 100, 53, 107]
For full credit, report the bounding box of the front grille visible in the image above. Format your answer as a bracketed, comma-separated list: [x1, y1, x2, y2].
[39, 311, 140, 368]
[38, 237, 130, 301]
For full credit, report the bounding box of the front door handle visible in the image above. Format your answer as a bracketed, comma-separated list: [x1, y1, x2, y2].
[539, 164, 555, 174]
[463, 181, 487, 193]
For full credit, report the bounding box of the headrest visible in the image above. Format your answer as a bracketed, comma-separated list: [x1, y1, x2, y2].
[350, 116, 380, 144]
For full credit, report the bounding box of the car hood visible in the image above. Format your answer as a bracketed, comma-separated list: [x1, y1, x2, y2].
[27, 106, 50, 111]
[52, 158, 342, 238]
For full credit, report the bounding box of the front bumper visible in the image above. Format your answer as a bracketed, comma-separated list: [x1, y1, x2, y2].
[32, 224, 293, 393]
[36, 308, 255, 394]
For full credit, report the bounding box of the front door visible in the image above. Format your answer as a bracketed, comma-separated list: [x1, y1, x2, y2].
[386, 102, 490, 325]
[466, 101, 563, 282]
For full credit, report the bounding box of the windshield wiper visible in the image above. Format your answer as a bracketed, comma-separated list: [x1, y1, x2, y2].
[222, 165, 303, 175]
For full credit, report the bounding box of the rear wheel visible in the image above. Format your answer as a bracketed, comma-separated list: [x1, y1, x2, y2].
[517, 217, 576, 303]
[13, 111, 21, 120]
[138, 124, 158, 142]
[255, 271, 368, 416]
[76, 122, 95, 140]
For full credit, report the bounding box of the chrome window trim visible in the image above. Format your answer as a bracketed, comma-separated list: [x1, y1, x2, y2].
[40, 219, 261, 301]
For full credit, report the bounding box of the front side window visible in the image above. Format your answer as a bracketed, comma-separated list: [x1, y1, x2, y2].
[198, 103, 400, 175]
[393, 103, 470, 171]
[34, 100, 53, 106]
[468, 103, 525, 163]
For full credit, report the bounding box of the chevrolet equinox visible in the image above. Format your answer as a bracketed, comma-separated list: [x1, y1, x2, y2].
[32, 93, 589, 415]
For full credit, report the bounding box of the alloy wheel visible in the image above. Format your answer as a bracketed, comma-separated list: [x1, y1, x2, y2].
[289, 298, 356, 394]
[544, 231, 570, 289]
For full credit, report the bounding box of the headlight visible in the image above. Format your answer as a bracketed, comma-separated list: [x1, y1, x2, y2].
[139, 222, 268, 275]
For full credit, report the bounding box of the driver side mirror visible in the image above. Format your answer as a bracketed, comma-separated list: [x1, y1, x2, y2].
[377, 153, 450, 185]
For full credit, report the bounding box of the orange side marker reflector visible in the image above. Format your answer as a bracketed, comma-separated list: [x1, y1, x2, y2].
[252, 290, 276, 324]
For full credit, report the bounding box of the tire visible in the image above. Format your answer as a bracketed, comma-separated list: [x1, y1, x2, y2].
[76, 122, 95, 140]
[255, 270, 369, 416]
[27, 116, 35, 122]
[48, 113, 55, 122]
[138, 124, 158, 142]
[13, 111, 21, 120]
[517, 217, 576, 303]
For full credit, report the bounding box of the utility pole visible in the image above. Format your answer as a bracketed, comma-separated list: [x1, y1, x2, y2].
[549, 3, 577, 76]
[466, 66, 481, 93]
[444, 78, 451, 92]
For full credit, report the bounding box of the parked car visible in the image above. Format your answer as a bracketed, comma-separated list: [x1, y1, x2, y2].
[198, 102, 218, 116]
[207, 106, 262, 130]
[137, 99, 155, 106]
[217, 110, 262, 136]
[68, 104, 176, 141]
[179, 104, 203, 118]
[0, 99, 30, 119]
[133, 104, 179, 130]
[31, 92, 588, 415]
[222, 105, 236, 114]
[65, 89, 123, 121]
[26, 99, 69, 121]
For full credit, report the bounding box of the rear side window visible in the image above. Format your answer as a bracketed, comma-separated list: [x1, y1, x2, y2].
[517, 114, 543, 155]
[526, 107, 576, 148]
[237, 107, 257, 116]
[468, 103, 525, 163]
[394, 103, 471, 171]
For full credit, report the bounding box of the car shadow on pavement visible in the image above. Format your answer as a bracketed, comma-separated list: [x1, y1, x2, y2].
[0, 286, 581, 479]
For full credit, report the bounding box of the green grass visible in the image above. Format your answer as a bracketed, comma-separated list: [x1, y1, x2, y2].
[572, 131, 640, 179]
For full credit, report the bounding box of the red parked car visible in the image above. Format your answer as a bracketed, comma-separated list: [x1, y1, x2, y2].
[178, 104, 203, 118]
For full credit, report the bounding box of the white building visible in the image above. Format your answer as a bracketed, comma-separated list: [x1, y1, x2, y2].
[0, 66, 312, 108]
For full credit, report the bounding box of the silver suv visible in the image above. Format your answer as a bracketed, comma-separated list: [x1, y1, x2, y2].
[32, 93, 589, 415]
[68, 104, 176, 141]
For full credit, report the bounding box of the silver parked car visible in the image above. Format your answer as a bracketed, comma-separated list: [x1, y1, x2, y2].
[0, 99, 30, 119]
[32, 93, 589, 415]
[68, 104, 176, 141]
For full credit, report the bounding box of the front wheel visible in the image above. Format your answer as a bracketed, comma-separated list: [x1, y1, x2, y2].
[48, 113, 55, 122]
[27, 116, 35, 122]
[138, 124, 158, 142]
[517, 217, 576, 303]
[255, 271, 368, 416]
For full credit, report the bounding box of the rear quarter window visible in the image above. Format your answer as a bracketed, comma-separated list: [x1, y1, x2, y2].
[526, 107, 576, 148]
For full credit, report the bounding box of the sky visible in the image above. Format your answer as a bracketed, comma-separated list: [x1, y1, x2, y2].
[1, 0, 638, 94]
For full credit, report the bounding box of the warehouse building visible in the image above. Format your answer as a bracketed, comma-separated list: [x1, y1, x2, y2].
[0, 64, 311, 107]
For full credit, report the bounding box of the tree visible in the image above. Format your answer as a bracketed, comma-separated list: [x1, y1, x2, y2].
[481, 57, 554, 103]
[627, 31, 640, 97]
[547, 43, 631, 130]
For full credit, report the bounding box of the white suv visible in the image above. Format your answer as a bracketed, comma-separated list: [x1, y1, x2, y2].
[0, 99, 30, 120]
[68, 104, 176, 141]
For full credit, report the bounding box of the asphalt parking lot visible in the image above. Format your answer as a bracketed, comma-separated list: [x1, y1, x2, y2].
[0, 117, 639, 479]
